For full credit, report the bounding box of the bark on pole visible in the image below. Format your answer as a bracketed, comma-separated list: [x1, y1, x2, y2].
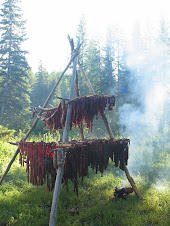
[75, 70, 84, 140]
[124, 165, 145, 200]
[49, 53, 78, 226]
[0, 54, 75, 186]
[77, 59, 114, 139]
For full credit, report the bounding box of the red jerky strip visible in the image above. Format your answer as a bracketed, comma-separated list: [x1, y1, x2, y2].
[19, 141, 57, 191]
[44, 95, 115, 133]
[19, 138, 129, 194]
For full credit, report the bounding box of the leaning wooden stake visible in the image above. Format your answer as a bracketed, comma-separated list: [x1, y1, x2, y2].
[78, 59, 144, 200]
[0, 53, 76, 186]
[124, 165, 145, 200]
[49, 52, 79, 226]
[23, 53, 76, 140]
[78, 60, 114, 139]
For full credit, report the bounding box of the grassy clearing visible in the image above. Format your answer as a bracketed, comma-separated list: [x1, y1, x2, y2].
[0, 137, 170, 226]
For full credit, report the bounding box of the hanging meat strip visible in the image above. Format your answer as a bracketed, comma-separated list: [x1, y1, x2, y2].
[19, 138, 129, 194]
[44, 95, 115, 132]
[19, 141, 57, 191]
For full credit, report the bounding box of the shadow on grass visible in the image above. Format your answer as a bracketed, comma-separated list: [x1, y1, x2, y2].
[0, 163, 169, 226]
[0, 166, 53, 225]
[0, 163, 124, 226]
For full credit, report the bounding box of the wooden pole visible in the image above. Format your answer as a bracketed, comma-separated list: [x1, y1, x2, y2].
[49, 52, 79, 226]
[0, 148, 20, 185]
[124, 165, 145, 200]
[75, 70, 84, 140]
[78, 59, 114, 139]
[65, 94, 115, 105]
[23, 53, 76, 140]
[78, 59, 95, 94]
[9, 142, 83, 149]
[78, 59, 144, 200]
[0, 53, 76, 186]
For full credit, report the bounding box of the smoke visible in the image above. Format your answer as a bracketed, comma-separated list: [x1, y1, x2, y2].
[118, 28, 170, 181]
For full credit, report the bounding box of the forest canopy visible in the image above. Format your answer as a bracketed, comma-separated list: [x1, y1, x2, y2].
[0, 0, 169, 140]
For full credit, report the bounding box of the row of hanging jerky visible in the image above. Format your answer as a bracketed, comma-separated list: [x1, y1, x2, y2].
[63, 138, 130, 196]
[19, 141, 58, 191]
[19, 138, 129, 195]
[44, 95, 115, 132]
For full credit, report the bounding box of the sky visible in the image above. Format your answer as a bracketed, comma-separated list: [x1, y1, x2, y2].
[19, 0, 170, 73]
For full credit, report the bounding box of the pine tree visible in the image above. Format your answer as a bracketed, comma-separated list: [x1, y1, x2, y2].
[30, 61, 49, 108]
[101, 30, 115, 94]
[0, 0, 30, 129]
[159, 18, 169, 45]
[76, 16, 88, 96]
[76, 15, 87, 69]
[117, 49, 131, 106]
[109, 28, 132, 135]
[85, 40, 101, 95]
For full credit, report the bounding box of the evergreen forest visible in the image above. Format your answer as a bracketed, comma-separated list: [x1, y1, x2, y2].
[0, 0, 169, 138]
[0, 1, 170, 225]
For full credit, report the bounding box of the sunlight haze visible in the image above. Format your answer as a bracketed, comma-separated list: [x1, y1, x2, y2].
[20, 0, 169, 73]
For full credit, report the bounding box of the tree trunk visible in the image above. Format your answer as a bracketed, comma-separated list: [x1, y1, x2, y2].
[1, 24, 12, 119]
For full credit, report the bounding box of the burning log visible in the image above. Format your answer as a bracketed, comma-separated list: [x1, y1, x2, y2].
[113, 187, 134, 200]
[19, 138, 129, 195]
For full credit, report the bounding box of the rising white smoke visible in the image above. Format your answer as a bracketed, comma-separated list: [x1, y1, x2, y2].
[118, 25, 170, 178]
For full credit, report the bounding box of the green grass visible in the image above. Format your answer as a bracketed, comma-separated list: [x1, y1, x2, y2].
[0, 137, 170, 226]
